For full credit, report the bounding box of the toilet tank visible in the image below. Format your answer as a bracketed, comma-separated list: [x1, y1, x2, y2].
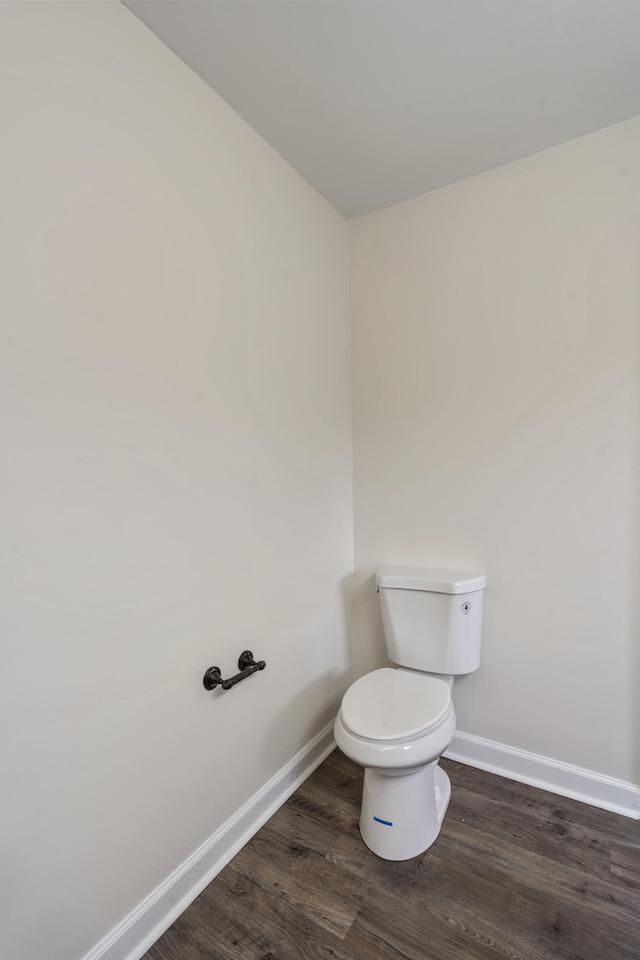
[376, 567, 486, 675]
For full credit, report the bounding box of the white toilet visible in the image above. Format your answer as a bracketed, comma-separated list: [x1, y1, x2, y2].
[334, 566, 486, 861]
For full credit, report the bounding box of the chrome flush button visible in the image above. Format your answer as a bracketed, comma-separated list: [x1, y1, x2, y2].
[461, 601, 472, 614]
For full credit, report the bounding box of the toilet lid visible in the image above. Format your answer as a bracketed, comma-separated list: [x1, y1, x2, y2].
[341, 668, 452, 742]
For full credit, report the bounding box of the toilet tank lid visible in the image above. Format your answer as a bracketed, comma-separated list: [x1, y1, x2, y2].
[376, 566, 486, 594]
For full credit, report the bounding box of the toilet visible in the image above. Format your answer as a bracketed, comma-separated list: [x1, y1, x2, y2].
[334, 566, 486, 861]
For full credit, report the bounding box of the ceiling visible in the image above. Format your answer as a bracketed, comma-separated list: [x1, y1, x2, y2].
[123, 0, 640, 218]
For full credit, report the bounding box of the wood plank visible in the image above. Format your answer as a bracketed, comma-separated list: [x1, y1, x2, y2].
[199, 865, 365, 960]
[443, 758, 640, 845]
[229, 823, 372, 938]
[350, 884, 584, 960]
[325, 823, 374, 878]
[432, 822, 640, 958]
[446, 777, 615, 884]
[610, 839, 640, 887]
[294, 758, 363, 829]
[265, 791, 345, 857]
[147, 866, 367, 960]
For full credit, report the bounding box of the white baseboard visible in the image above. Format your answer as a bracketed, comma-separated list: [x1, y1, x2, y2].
[444, 731, 640, 820]
[83, 722, 336, 960]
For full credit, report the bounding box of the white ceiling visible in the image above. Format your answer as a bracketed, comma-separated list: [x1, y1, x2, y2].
[124, 0, 640, 218]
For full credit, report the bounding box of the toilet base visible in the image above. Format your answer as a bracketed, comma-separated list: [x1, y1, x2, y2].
[359, 761, 451, 860]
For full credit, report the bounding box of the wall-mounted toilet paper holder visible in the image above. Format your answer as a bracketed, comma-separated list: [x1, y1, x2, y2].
[203, 650, 266, 692]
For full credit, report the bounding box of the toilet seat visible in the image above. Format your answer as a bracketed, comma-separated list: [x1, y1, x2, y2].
[340, 668, 452, 743]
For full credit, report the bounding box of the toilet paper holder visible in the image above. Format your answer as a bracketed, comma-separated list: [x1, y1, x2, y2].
[203, 650, 266, 692]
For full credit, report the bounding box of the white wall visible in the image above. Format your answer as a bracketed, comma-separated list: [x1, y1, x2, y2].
[350, 119, 639, 785]
[0, 4, 352, 958]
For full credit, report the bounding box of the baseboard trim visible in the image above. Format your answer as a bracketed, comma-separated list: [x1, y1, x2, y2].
[444, 731, 640, 820]
[83, 722, 336, 960]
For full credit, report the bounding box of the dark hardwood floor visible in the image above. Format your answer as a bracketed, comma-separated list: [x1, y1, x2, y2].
[144, 750, 640, 960]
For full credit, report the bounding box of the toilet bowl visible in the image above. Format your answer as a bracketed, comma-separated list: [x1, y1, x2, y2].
[334, 667, 456, 860]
